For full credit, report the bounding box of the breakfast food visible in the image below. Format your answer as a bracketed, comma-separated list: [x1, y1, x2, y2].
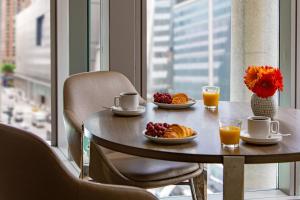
[153, 93, 172, 104]
[145, 122, 195, 139]
[164, 124, 194, 138]
[153, 92, 189, 104]
[145, 122, 170, 137]
[171, 93, 189, 104]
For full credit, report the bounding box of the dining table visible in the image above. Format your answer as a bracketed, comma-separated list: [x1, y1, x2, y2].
[83, 101, 300, 200]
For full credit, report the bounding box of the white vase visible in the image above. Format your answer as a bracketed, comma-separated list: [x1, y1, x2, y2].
[251, 94, 278, 119]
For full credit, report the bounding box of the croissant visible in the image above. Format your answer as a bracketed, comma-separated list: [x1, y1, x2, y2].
[172, 93, 189, 104]
[163, 124, 194, 138]
[163, 131, 178, 138]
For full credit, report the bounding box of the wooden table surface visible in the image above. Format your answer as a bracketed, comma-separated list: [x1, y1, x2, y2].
[83, 101, 300, 164]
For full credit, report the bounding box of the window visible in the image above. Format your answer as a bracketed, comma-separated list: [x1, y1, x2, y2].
[89, 0, 109, 71]
[36, 15, 44, 46]
[147, 0, 279, 196]
[89, 0, 100, 71]
[147, 0, 231, 100]
[1, 0, 52, 143]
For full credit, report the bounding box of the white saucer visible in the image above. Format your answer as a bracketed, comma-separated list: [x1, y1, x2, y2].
[111, 106, 145, 116]
[240, 130, 282, 145]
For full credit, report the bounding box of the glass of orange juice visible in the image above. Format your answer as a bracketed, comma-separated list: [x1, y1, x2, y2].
[202, 86, 220, 110]
[219, 119, 242, 148]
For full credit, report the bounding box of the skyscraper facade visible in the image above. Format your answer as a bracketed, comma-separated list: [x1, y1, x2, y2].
[0, 0, 31, 64]
[15, 0, 51, 107]
[147, 0, 174, 97]
[148, 0, 231, 100]
[1, 0, 17, 64]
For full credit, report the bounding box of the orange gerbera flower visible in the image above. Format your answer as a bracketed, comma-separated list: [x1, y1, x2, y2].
[252, 73, 277, 98]
[244, 66, 261, 90]
[258, 66, 275, 76]
[274, 68, 284, 91]
[244, 65, 284, 98]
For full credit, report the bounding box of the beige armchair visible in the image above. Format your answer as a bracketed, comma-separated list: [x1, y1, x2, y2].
[63, 71, 206, 200]
[0, 124, 157, 200]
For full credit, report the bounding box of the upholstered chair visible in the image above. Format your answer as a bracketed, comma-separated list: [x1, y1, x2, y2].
[0, 124, 157, 200]
[63, 71, 206, 200]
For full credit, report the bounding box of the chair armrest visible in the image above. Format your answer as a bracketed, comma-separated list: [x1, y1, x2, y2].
[64, 109, 83, 134]
[78, 181, 158, 200]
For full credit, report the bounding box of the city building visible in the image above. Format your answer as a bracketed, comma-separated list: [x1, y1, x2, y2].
[0, 0, 31, 64]
[148, 0, 231, 100]
[89, 0, 100, 71]
[147, 0, 174, 98]
[1, 0, 17, 64]
[15, 0, 51, 107]
[16, 0, 31, 13]
[172, 0, 231, 99]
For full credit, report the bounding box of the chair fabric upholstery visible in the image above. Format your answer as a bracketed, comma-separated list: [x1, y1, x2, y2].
[111, 154, 201, 182]
[0, 124, 157, 200]
[64, 71, 146, 165]
[63, 71, 203, 188]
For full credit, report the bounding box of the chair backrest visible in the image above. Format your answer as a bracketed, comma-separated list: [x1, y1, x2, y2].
[63, 71, 145, 166]
[0, 124, 157, 200]
[64, 71, 143, 124]
[0, 124, 77, 200]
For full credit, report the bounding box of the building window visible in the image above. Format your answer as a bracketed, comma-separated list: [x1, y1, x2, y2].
[147, 0, 279, 196]
[36, 15, 44, 46]
[147, 0, 231, 100]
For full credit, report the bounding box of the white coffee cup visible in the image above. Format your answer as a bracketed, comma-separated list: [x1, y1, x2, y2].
[247, 116, 279, 139]
[114, 92, 139, 111]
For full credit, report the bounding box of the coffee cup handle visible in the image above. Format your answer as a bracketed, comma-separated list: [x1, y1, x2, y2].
[114, 96, 120, 107]
[270, 121, 280, 134]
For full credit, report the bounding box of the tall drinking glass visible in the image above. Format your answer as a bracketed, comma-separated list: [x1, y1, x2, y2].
[202, 86, 220, 109]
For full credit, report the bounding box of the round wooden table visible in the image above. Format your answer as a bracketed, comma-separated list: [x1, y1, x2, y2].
[83, 101, 300, 200]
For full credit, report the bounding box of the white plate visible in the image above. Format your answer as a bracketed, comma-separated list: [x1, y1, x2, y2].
[143, 130, 198, 144]
[153, 99, 196, 109]
[112, 106, 145, 116]
[240, 130, 282, 145]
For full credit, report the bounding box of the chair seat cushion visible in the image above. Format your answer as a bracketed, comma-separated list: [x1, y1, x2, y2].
[110, 154, 200, 182]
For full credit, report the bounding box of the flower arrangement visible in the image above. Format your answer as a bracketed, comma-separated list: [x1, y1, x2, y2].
[244, 66, 283, 98]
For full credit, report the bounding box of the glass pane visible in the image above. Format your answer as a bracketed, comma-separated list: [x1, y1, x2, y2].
[0, 0, 51, 143]
[147, 0, 231, 100]
[147, 0, 279, 196]
[89, 0, 101, 71]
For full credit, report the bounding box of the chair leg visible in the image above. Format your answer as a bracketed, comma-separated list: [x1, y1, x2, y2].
[189, 178, 197, 200]
[190, 169, 207, 200]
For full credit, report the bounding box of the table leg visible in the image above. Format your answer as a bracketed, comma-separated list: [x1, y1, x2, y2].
[223, 156, 245, 200]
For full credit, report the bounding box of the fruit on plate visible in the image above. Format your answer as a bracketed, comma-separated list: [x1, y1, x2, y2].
[164, 124, 194, 138]
[145, 122, 170, 137]
[153, 92, 189, 104]
[171, 93, 189, 104]
[145, 122, 195, 138]
[153, 92, 172, 104]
